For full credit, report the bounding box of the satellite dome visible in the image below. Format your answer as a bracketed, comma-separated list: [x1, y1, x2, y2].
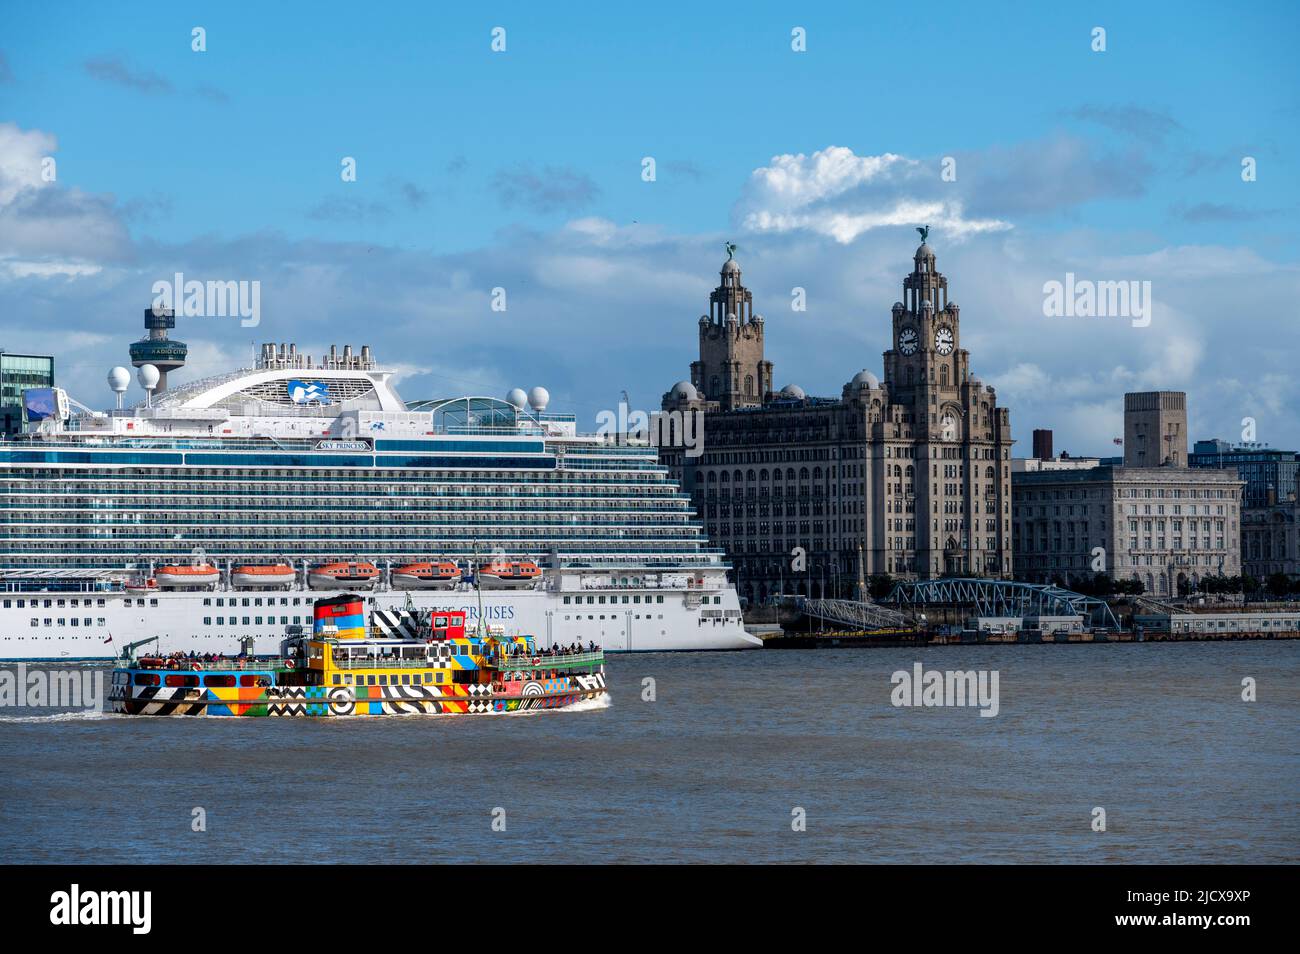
[850, 370, 879, 389]
[527, 386, 550, 411]
[108, 367, 131, 393]
[137, 364, 160, 390]
[780, 384, 806, 400]
[671, 380, 698, 400]
[505, 388, 528, 409]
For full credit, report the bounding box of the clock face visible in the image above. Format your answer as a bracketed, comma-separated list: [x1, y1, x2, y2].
[898, 327, 919, 355]
[934, 326, 955, 355]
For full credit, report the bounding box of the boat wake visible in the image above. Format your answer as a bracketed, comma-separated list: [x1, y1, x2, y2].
[0, 709, 119, 723]
[561, 693, 612, 713]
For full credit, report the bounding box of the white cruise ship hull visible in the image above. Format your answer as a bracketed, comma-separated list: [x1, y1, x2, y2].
[0, 582, 760, 660]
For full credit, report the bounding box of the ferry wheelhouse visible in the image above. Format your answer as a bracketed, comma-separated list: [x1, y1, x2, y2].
[109, 594, 608, 717]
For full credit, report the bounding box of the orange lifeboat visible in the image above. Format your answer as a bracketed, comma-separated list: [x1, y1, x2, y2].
[156, 564, 220, 588]
[392, 561, 463, 590]
[232, 562, 297, 588]
[476, 560, 541, 589]
[308, 561, 379, 590]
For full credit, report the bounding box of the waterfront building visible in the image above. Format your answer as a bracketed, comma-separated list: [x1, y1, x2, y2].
[0, 351, 55, 437]
[1189, 438, 1299, 509]
[660, 240, 1014, 603]
[1241, 473, 1299, 582]
[1012, 392, 1243, 595]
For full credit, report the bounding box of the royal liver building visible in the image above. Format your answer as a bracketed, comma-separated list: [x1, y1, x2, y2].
[661, 237, 1014, 603]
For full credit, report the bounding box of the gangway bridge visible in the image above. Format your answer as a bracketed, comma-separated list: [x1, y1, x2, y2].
[887, 578, 1121, 629]
[796, 598, 911, 630]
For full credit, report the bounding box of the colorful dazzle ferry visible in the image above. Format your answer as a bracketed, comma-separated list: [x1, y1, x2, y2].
[108, 594, 608, 717]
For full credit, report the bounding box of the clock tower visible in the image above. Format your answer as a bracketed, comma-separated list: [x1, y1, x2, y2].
[881, 237, 1013, 578]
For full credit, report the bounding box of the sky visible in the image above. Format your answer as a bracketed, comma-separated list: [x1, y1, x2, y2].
[1, 0, 1298, 456]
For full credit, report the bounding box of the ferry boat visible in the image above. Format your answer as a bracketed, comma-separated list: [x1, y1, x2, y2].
[391, 561, 462, 589]
[0, 336, 756, 658]
[108, 594, 608, 717]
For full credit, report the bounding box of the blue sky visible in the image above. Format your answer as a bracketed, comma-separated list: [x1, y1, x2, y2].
[1, 0, 1298, 455]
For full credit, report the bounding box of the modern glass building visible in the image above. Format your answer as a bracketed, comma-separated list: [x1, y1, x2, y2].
[1190, 439, 1299, 509]
[0, 352, 55, 437]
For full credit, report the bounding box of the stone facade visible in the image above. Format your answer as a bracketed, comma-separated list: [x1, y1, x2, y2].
[1012, 465, 1243, 595]
[660, 242, 1014, 604]
[1241, 474, 1299, 581]
[1124, 391, 1187, 468]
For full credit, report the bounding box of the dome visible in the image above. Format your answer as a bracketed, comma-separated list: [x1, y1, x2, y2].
[914, 243, 934, 260]
[722, 258, 740, 273]
[891, 301, 905, 313]
[779, 384, 806, 400]
[527, 386, 550, 411]
[136, 364, 160, 390]
[670, 380, 698, 400]
[850, 370, 879, 389]
[504, 388, 528, 409]
[107, 367, 131, 392]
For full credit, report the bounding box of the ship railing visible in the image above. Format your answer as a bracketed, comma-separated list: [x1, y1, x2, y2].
[130, 656, 294, 671]
[493, 651, 604, 670]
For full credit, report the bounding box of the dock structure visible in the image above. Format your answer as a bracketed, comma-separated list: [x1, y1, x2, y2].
[887, 578, 1121, 630]
[797, 597, 909, 630]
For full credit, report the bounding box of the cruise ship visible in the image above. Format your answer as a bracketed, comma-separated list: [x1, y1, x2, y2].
[0, 340, 757, 660]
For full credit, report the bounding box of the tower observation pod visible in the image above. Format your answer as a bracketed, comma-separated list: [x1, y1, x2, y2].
[129, 306, 187, 394]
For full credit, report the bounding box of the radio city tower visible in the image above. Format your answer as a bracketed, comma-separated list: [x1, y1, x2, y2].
[128, 306, 188, 394]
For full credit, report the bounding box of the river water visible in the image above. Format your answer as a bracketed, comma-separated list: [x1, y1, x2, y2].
[2, 643, 1296, 863]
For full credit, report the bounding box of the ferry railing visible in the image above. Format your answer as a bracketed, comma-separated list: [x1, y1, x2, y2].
[493, 651, 605, 671]
[131, 656, 294, 671]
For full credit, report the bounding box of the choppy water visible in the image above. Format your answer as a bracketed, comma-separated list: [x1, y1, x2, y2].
[2, 643, 1296, 863]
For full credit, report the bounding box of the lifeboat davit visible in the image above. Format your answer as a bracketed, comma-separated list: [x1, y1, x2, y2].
[155, 564, 220, 588]
[392, 561, 462, 590]
[232, 563, 297, 588]
[308, 562, 379, 590]
[476, 560, 541, 589]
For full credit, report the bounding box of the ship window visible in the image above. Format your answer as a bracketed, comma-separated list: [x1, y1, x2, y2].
[70, 619, 78, 627]
[204, 675, 235, 688]
[239, 675, 261, 687]
[134, 673, 160, 686]
[379, 675, 388, 685]
[435, 617, 448, 627]
[204, 617, 211, 625]
[656, 596, 664, 603]
[243, 617, 250, 625]
[563, 597, 571, 604]
[633, 596, 641, 603]
[164, 674, 199, 688]
[98, 618, 105, 626]
[367, 675, 376, 685]
[332, 675, 342, 685]
[436, 672, 444, 683]
[150, 599, 158, 607]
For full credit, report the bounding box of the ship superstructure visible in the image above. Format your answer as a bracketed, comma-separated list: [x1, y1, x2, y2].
[0, 342, 756, 658]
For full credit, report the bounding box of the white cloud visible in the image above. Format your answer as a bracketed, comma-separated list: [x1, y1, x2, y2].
[736, 145, 1011, 243]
